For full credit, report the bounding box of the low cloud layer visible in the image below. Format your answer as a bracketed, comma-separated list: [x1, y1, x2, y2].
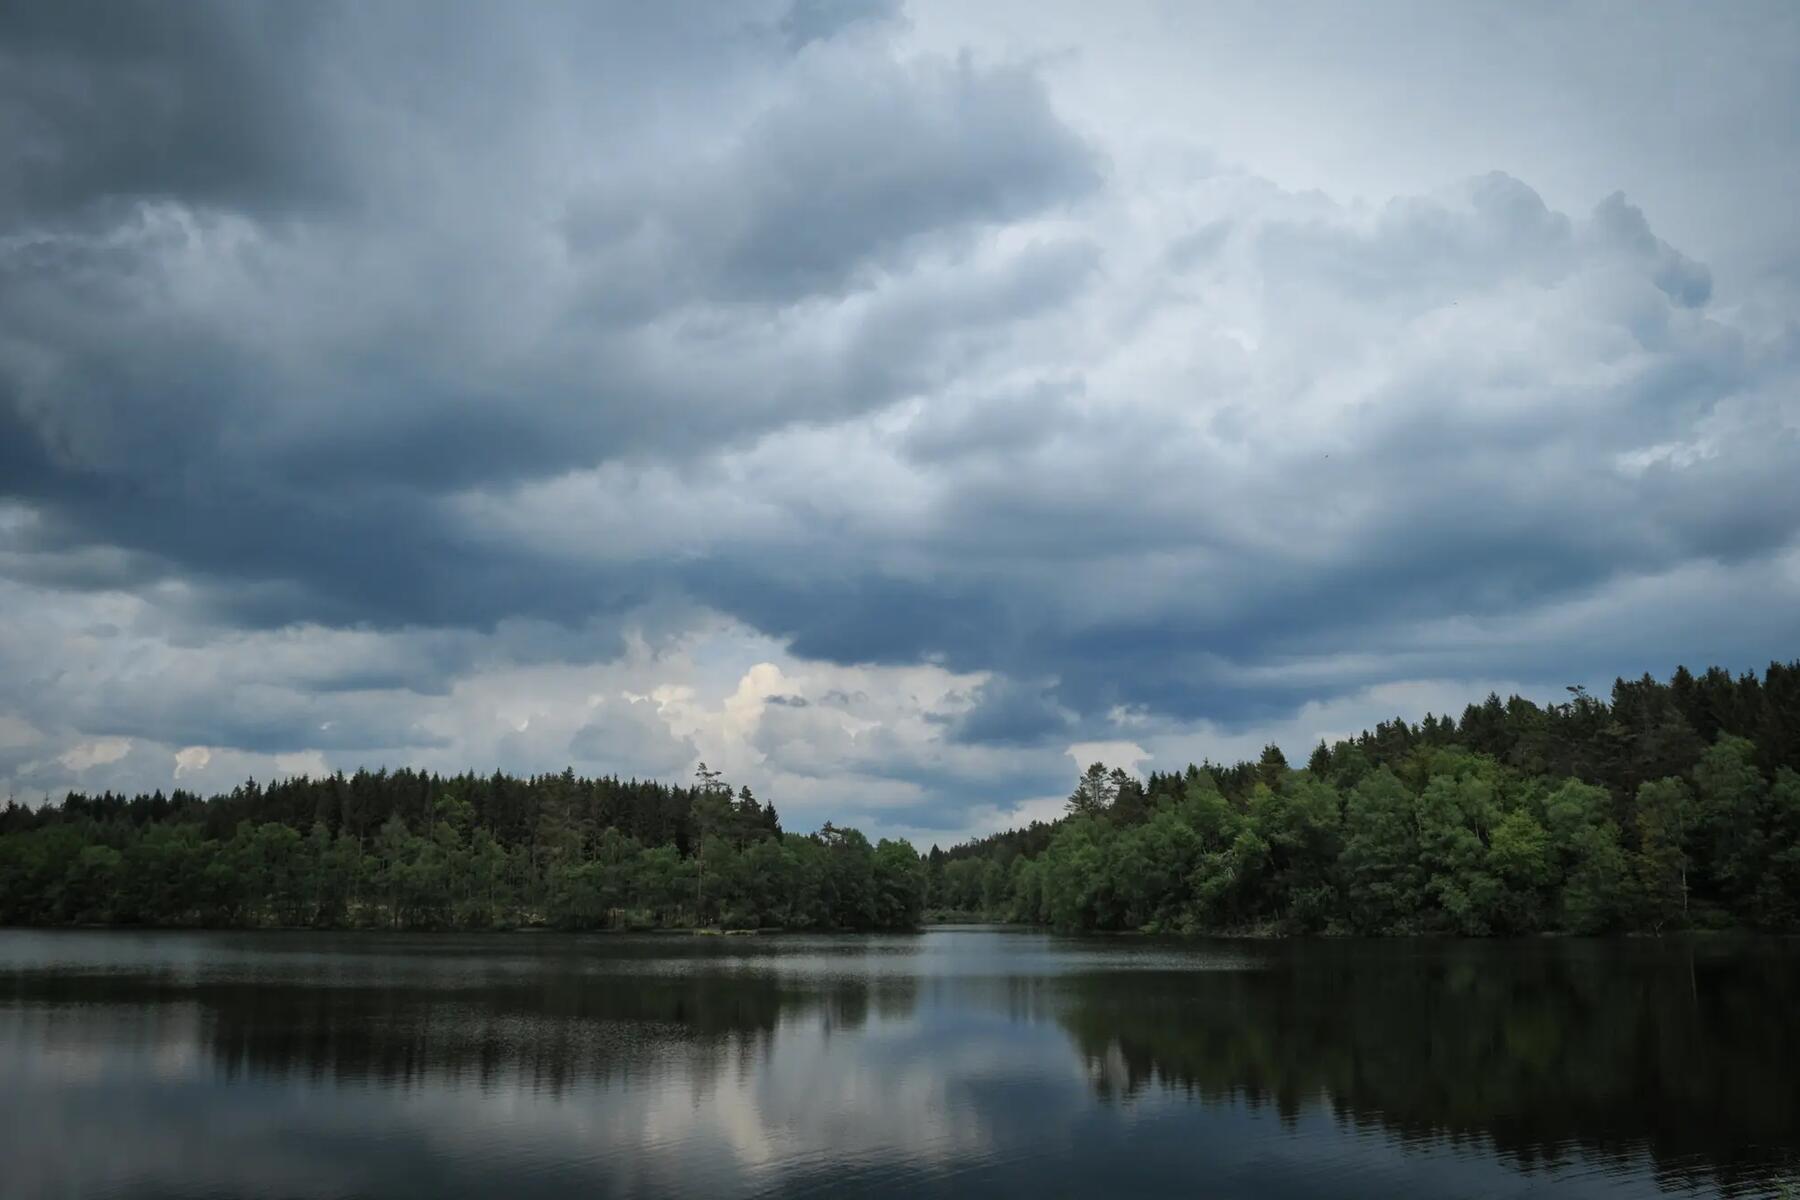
[3, 1, 1797, 844]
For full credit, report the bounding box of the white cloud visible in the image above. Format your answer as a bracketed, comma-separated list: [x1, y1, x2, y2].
[273, 750, 330, 779]
[172, 747, 213, 779]
[57, 738, 130, 772]
[1065, 741, 1149, 775]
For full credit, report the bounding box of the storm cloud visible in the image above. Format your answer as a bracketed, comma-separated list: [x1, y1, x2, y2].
[2, 0, 1797, 844]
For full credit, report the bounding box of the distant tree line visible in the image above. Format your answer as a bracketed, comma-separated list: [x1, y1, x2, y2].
[923, 662, 1800, 934]
[0, 764, 925, 931]
[5, 661, 1797, 936]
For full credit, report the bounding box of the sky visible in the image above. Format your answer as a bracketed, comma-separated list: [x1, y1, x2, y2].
[2, 0, 1797, 846]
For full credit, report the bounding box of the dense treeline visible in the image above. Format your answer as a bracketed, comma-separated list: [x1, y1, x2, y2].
[0, 765, 925, 931]
[5, 661, 1798, 936]
[925, 662, 1800, 934]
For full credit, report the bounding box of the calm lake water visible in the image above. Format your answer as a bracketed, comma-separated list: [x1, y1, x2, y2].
[2, 928, 1796, 1199]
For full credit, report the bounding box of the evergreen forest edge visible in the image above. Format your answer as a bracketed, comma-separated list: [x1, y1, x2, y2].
[2, 661, 1799, 935]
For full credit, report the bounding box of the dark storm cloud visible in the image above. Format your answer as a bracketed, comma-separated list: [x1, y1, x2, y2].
[0, 0, 1100, 633]
[1, 1, 1797, 815]
[0, 2, 340, 222]
[942, 677, 1075, 747]
[684, 57, 1099, 301]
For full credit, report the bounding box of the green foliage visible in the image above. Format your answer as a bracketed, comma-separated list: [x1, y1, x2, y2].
[0, 766, 920, 933]
[1633, 777, 1693, 930]
[1488, 806, 1553, 932]
[4, 659, 1797, 937]
[1341, 768, 1425, 933]
[928, 660, 1800, 937]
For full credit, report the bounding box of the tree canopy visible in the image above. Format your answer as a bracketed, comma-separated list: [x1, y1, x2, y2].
[925, 661, 1800, 934]
[0, 764, 922, 932]
[5, 660, 1798, 935]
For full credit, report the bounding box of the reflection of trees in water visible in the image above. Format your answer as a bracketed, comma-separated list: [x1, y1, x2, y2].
[4, 968, 919, 1096]
[1056, 940, 1800, 1194]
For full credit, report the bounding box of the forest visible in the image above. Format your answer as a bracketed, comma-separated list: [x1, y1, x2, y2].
[0, 765, 925, 931]
[2, 661, 1798, 935]
[929, 662, 1800, 934]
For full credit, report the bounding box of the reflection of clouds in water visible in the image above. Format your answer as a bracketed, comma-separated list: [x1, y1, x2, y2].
[732, 1016, 995, 1166]
[0, 984, 1097, 1196]
[403, 1009, 1058, 1184]
[3, 978, 1108, 1194]
[2, 1002, 204, 1084]
[6, 931, 1790, 1198]
[0, 929, 1224, 1196]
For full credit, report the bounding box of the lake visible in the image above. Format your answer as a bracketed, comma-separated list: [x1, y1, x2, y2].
[1, 927, 1795, 1199]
